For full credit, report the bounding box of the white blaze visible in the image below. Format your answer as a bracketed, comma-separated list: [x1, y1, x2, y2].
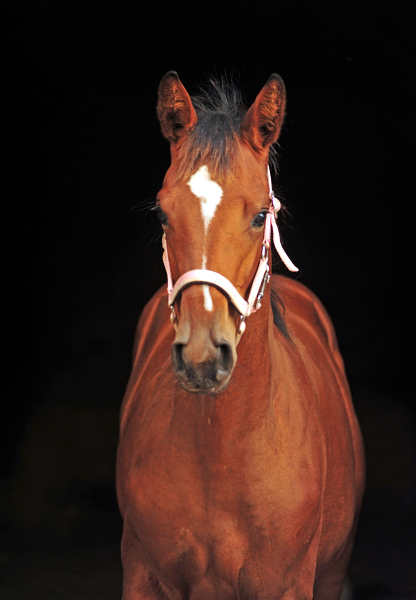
[202, 285, 213, 312]
[188, 166, 223, 312]
[188, 165, 223, 234]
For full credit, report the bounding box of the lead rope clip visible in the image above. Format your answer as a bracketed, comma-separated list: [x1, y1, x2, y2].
[254, 264, 270, 311]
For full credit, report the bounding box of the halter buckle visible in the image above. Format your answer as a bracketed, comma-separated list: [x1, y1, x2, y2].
[254, 264, 270, 310]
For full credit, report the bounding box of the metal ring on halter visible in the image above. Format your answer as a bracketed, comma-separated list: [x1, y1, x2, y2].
[170, 307, 177, 325]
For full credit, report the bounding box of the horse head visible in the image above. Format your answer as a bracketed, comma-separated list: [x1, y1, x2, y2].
[156, 72, 288, 394]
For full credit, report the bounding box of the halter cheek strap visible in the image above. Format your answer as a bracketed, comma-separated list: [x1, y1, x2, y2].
[162, 167, 298, 336]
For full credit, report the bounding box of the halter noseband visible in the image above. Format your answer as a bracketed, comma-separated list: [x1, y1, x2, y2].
[162, 167, 298, 337]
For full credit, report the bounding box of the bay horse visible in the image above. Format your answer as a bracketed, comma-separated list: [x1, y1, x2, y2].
[116, 71, 365, 600]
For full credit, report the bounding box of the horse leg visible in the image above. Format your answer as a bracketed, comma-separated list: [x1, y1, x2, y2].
[120, 520, 160, 600]
[312, 543, 354, 600]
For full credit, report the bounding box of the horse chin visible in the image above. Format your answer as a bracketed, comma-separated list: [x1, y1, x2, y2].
[179, 379, 231, 395]
[175, 365, 233, 395]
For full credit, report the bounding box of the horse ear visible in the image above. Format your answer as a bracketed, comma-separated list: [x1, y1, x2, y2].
[241, 74, 286, 154]
[157, 71, 198, 145]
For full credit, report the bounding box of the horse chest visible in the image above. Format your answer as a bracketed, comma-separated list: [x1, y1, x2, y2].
[123, 426, 323, 597]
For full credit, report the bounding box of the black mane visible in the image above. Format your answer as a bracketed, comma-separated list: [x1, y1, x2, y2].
[271, 284, 290, 340]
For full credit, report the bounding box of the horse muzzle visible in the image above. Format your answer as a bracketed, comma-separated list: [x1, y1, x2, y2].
[171, 286, 237, 393]
[172, 337, 235, 394]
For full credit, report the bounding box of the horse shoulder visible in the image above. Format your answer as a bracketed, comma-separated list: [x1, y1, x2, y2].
[272, 275, 365, 550]
[118, 286, 174, 445]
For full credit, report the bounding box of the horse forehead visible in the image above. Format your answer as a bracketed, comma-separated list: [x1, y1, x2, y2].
[187, 165, 223, 228]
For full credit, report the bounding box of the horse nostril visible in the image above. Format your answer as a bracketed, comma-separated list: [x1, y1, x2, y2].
[172, 343, 186, 374]
[216, 343, 233, 382]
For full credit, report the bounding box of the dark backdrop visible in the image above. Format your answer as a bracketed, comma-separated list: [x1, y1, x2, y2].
[2, 1, 415, 597]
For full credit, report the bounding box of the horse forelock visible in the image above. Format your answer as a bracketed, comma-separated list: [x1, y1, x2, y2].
[175, 80, 244, 183]
[176, 79, 279, 184]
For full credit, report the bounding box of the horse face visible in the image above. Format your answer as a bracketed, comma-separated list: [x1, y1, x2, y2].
[156, 72, 286, 393]
[158, 149, 270, 393]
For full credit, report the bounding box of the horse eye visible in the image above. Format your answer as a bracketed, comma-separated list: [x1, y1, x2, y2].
[157, 206, 168, 226]
[252, 211, 267, 229]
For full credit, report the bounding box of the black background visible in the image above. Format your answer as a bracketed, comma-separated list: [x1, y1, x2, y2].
[2, 1, 415, 597]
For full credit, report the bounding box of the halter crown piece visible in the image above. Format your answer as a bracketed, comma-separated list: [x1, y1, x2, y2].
[162, 167, 298, 338]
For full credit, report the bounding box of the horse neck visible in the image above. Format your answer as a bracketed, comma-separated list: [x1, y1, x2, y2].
[230, 301, 276, 418]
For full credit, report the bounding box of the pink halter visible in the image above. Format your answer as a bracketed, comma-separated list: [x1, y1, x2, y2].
[162, 167, 298, 336]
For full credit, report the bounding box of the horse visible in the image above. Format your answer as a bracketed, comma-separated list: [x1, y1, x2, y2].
[116, 71, 365, 600]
